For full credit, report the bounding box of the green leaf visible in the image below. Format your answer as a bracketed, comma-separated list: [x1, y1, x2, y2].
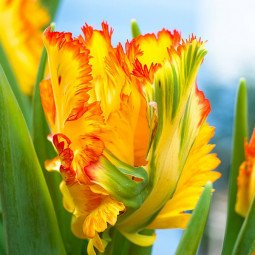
[232, 196, 255, 255]
[32, 47, 83, 255]
[0, 219, 6, 255]
[0, 65, 66, 254]
[0, 196, 6, 255]
[40, 0, 61, 19]
[131, 19, 141, 38]
[0, 42, 31, 129]
[0, 226, 5, 255]
[248, 240, 255, 255]
[175, 182, 213, 255]
[222, 79, 248, 255]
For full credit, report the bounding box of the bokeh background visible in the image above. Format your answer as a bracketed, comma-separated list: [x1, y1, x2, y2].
[54, 0, 255, 254]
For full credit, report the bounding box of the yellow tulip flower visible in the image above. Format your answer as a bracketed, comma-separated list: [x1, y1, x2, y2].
[40, 23, 221, 255]
[0, 0, 49, 94]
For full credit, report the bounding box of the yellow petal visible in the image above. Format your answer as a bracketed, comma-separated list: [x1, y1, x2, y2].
[135, 29, 181, 67]
[120, 231, 156, 247]
[83, 195, 125, 238]
[40, 78, 56, 130]
[43, 27, 93, 132]
[87, 232, 105, 255]
[44, 156, 61, 172]
[79, 23, 123, 120]
[147, 213, 191, 229]
[148, 123, 221, 229]
[59, 169, 125, 240]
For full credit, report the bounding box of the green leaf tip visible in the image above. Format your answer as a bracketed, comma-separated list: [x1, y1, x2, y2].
[50, 22, 55, 31]
[222, 78, 248, 255]
[175, 182, 213, 255]
[131, 19, 141, 39]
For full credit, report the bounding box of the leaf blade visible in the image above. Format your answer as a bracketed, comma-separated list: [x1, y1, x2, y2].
[233, 196, 255, 255]
[0, 65, 66, 254]
[175, 182, 213, 255]
[0, 42, 31, 129]
[222, 79, 248, 254]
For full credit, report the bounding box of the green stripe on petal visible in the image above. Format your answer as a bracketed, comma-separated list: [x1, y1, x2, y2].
[118, 39, 207, 235]
[85, 156, 148, 208]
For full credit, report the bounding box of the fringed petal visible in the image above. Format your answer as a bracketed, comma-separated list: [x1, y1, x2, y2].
[148, 123, 221, 229]
[43, 27, 92, 130]
[87, 232, 106, 255]
[79, 22, 122, 120]
[118, 38, 210, 235]
[83, 195, 125, 238]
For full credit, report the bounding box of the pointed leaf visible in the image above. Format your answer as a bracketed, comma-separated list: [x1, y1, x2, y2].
[0, 65, 66, 254]
[32, 47, 83, 254]
[40, 0, 61, 19]
[233, 196, 255, 255]
[222, 79, 248, 254]
[131, 19, 141, 39]
[175, 182, 213, 255]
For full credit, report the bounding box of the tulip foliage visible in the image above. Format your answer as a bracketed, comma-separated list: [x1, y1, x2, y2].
[0, 1, 254, 255]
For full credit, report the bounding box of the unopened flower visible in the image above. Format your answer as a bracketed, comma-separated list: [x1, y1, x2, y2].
[0, 0, 49, 94]
[236, 129, 255, 217]
[40, 22, 221, 254]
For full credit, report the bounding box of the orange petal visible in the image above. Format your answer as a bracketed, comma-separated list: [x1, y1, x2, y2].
[45, 156, 61, 172]
[83, 195, 125, 238]
[40, 78, 56, 131]
[43, 27, 92, 131]
[236, 129, 255, 217]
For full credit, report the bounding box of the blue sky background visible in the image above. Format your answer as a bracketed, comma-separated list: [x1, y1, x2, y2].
[55, 0, 255, 87]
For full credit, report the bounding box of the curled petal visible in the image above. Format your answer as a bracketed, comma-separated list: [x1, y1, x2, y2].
[148, 123, 221, 229]
[87, 232, 106, 255]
